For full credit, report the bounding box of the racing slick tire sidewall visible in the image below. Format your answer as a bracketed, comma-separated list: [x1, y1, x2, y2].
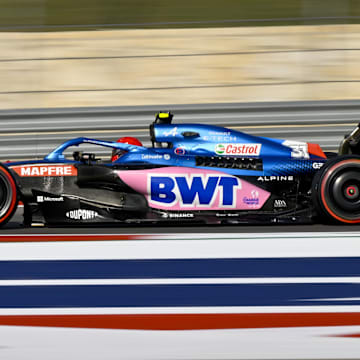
[312, 155, 360, 224]
[0, 164, 18, 227]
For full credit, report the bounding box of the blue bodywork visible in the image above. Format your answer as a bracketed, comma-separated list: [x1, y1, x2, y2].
[9, 124, 327, 176]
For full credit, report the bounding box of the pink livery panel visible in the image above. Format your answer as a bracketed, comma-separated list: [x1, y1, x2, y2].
[116, 167, 270, 211]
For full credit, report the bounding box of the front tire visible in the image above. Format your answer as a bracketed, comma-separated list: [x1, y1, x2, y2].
[0, 164, 18, 226]
[312, 155, 360, 224]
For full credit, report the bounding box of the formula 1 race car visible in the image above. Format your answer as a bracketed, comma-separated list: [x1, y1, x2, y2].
[1, 111, 360, 227]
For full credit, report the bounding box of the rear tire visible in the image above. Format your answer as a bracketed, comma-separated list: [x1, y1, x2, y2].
[312, 155, 360, 224]
[0, 164, 18, 227]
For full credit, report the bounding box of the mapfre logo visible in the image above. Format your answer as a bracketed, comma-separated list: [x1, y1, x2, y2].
[11, 165, 77, 177]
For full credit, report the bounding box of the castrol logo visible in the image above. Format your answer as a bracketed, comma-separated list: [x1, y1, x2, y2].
[215, 143, 261, 156]
[11, 164, 77, 177]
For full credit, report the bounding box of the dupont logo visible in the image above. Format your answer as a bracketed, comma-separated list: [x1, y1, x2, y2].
[66, 209, 98, 220]
[12, 165, 77, 177]
[215, 143, 261, 156]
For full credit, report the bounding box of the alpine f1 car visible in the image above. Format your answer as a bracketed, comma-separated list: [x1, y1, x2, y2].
[1, 111, 360, 227]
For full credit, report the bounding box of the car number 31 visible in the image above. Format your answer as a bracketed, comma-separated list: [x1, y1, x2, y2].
[282, 140, 310, 159]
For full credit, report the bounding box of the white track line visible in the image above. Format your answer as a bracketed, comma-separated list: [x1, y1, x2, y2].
[0, 277, 359, 286]
[0, 306, 360, 315]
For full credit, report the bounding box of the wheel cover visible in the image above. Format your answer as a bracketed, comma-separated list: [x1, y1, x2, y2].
[320, 159, 360, 223]
[0, 169, 17, 223]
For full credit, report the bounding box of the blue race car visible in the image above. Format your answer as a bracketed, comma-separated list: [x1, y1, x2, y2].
[0, 111, 359, 226]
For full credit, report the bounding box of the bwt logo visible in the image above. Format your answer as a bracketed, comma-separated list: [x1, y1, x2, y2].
[149, 175, 241, 208]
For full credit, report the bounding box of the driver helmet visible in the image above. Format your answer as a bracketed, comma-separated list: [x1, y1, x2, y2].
[111, 137, 143, 161]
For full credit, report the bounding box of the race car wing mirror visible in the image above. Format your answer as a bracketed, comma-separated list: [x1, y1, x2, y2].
[73, 151, 82, 161]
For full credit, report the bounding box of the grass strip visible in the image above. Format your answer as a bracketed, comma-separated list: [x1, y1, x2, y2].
[0, 0, 359, 31]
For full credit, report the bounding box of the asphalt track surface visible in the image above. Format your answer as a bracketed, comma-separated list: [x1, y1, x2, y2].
[2, 209, 359, 234]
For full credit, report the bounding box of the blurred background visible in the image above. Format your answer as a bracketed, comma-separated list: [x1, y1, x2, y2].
[0, 0, 359, 110]
[1, 5, 360, 360]
[0, 0, 359, 160]
[1, 4, 360, 360]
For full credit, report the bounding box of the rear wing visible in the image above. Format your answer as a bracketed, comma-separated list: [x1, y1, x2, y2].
[339, 123, 360, 155]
